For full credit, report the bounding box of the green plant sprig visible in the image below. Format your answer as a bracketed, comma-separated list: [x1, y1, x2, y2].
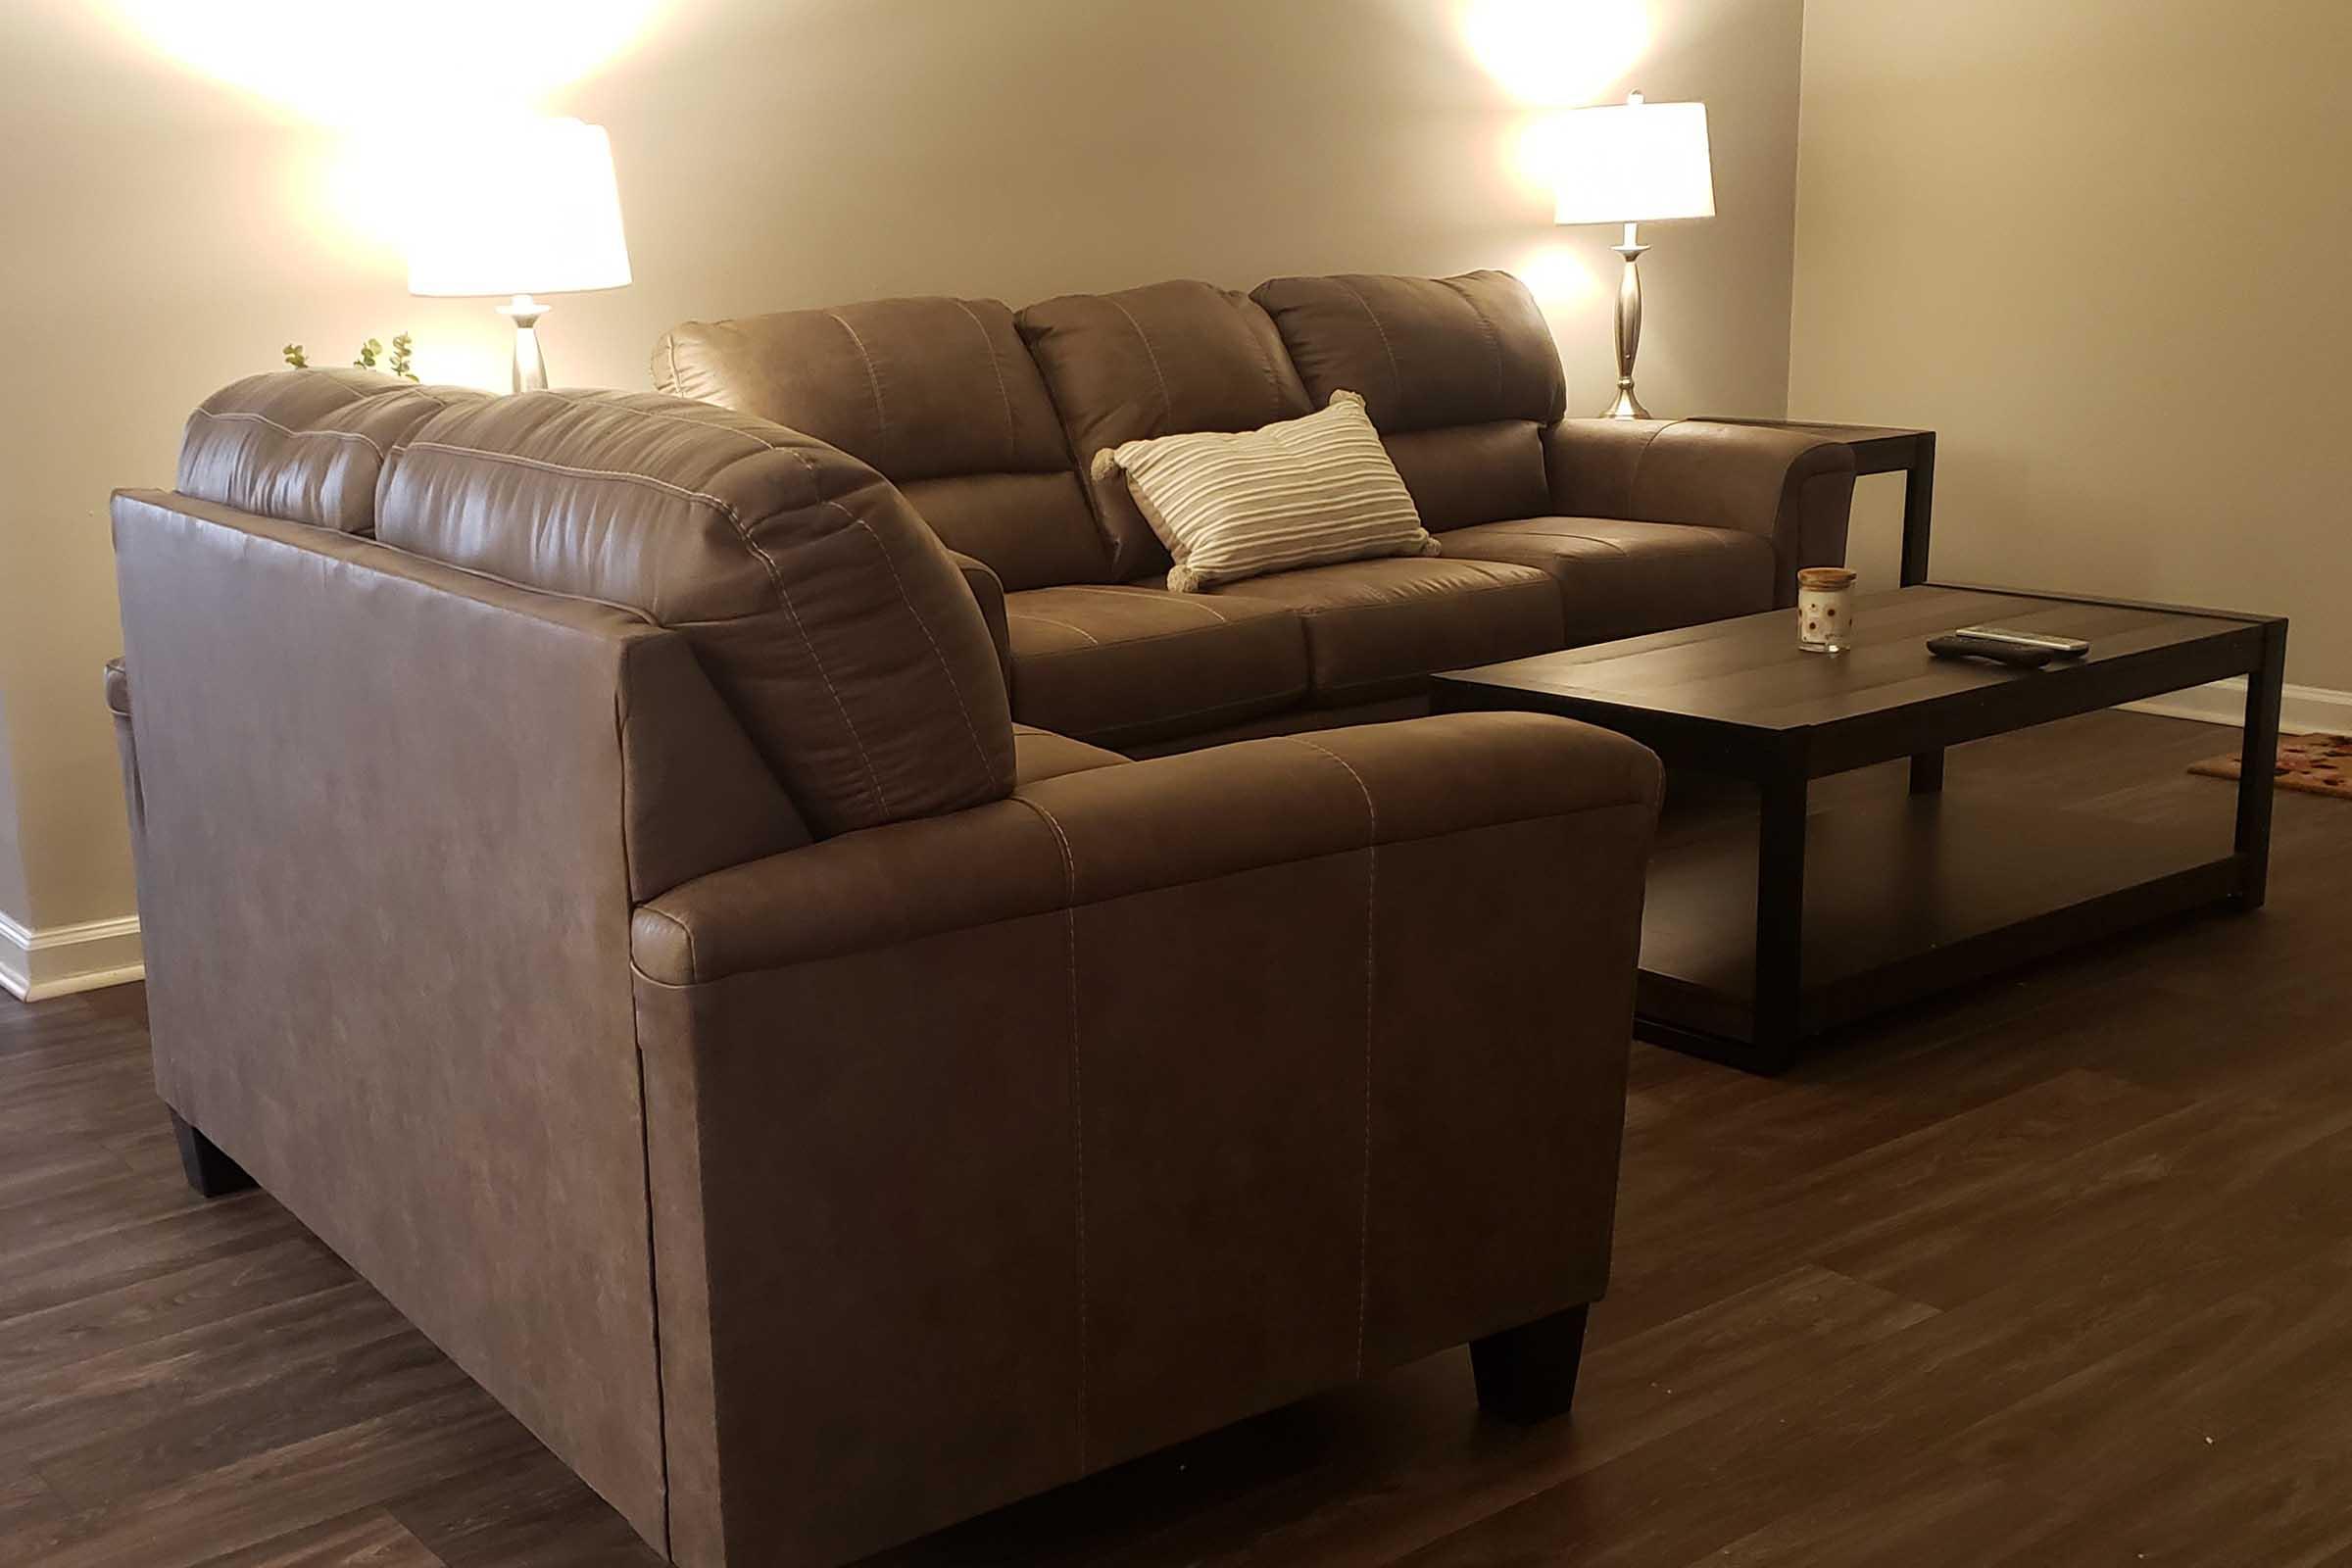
[281, 333, 419, 382]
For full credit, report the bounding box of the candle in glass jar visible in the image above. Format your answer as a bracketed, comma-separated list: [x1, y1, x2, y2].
[1796, 566, 1858, 654]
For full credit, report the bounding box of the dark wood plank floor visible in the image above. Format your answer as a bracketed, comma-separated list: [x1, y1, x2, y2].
[5, 710, 2348, 1566]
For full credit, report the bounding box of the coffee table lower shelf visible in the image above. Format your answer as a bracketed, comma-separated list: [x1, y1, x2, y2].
[1636, 790, 2247, 1067]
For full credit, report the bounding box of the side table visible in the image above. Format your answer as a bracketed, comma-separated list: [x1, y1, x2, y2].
[1693, 419, 1936, 587]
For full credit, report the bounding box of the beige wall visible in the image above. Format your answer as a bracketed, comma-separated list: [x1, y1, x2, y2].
[0, 0, 1805, 940]
[1790, 0, 2352, 686]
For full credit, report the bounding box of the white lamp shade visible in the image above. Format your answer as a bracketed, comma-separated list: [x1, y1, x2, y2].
[1552, 98, 1716, 226]
[407, 119, 633, 298]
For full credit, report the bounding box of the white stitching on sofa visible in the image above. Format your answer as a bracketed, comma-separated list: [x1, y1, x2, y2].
[1622, 421, 1672, 512]
[1286, 735, 1379, 1376]
[1048, 585, 1237, 625]
[403, 442, 744, 513]
[1010, 790, 1088, 1469]
[394, 552, 659, 624]
[829, 312, 890, 447]
[953, 299, 1019, 450]
[1007, 612, 1103, 646]
[851, 515, 1001, 785]
[642, 906, 700, 984]
[712, 472, 894, 819]
[542, 390, 784, 453]
[1438, 276, 1506, 407]
[1330, 278, 1403, 414]
[1279, 569, 1552, 617]
[190, 408, 387, 460]
[405, 440, 892, 818]
[201, 372, 369, 415]
[1014, 618, 1284, 658]
[1103, 296, 1174, 428]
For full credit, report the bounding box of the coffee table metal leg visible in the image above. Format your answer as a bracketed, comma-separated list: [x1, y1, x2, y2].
[1751, 771, 1808, 1067]
[2233, 620, 2288, 910]
[1909, 750, 1946, 794]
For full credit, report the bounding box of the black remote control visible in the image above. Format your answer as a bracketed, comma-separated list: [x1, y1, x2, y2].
[1927, 626, 2092, 668]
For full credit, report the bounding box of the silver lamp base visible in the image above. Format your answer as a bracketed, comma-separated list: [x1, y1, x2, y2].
[1603, 224, 1651, 419]
[1600, 379, 1651, 420]
[496, 294, 552, 394]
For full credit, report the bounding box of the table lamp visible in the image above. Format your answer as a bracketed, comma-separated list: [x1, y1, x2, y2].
[406, 119, 632, 393]
[1552, 93, 1715, 418]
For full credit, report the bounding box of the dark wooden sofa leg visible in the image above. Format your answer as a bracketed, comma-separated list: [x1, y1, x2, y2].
[1471, 1304, 1590, 1423]
[171, 1110, 257, 1199]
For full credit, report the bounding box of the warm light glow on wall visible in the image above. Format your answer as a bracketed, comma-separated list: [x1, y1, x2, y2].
[1457, 0, 1652, 362]
[1511, 244, 1606, 311]
[1511, 240, 1607, 361]
[1458, 1, 1656, 208]
[1456, 0, 1651, 108]
[99, 0, 667, 127]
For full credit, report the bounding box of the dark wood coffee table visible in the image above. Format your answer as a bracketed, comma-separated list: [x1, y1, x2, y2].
[1433, 585, 2288, 1072]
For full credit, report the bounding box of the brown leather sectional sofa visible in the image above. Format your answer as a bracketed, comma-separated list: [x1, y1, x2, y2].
[110, 361, 1665, 1565]
[656, 270, 1858, 752]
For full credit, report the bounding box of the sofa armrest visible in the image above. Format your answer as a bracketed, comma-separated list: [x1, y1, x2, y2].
[1544, 419, 1858, 604]
[628, 709, 1659, 1562]
[631, 710, 1658, 984]
[947, 549, 1011, 685]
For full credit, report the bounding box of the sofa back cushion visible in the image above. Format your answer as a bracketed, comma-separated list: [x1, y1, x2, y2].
[1017, 280, 1311, 580]
[1251, 271, 1562, 531]
[655, 298, 1110, 592]
[376, 389, 1015, 837]
[177, 368, 490, 533]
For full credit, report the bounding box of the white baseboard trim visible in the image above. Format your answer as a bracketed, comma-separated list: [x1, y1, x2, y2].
[0, 911, 145, 1003]
[2122, 677, 2352, 736]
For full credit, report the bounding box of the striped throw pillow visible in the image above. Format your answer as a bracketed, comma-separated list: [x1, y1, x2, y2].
[1091, 390, 1437, 593]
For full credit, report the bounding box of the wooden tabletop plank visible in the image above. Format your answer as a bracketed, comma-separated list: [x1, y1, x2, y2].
[1438, 587, 2270, 740]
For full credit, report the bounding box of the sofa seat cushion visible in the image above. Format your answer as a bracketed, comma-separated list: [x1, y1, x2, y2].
[1004, 585, 1309, 748]
[1202, 557, 1562, 705]
[1439, 516, 1777, 643]
[1013, 723, 1129, 784]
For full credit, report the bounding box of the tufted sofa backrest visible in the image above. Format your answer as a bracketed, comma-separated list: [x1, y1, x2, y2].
[175, 368, 491, 533]
[1251, 271, 1566, 532]
[372, 389, 1016, 837]
[655, 298, 1112, 593]
[660, 270, 1573, 585]
[159, 371, 1014, 841]
[1015, 280, 1314, 582]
